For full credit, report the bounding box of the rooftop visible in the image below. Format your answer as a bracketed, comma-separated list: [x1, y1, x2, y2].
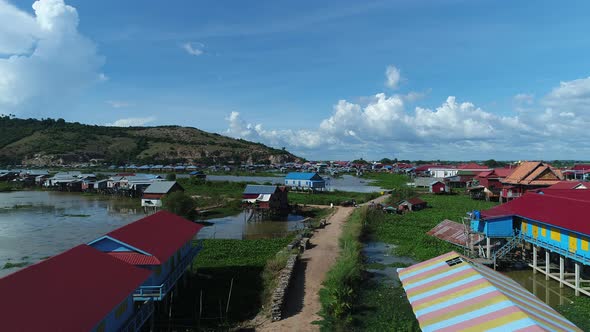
[243, 184, 279, 195]
[143, 181, 182, 194]
[0, 245, 151, 332]
[398, 251, 581, 332]
[107, 211, 203, 262]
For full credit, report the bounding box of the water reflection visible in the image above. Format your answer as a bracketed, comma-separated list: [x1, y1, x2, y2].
[503, 268, 576, 307]
[0, 191, 144, 277]
[197, 212, 305, 240]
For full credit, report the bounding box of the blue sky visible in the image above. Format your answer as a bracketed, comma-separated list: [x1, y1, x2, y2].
[2, 0, 590, 160]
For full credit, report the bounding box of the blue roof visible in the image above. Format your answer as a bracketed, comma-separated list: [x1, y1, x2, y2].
[285, 172, 323, 181]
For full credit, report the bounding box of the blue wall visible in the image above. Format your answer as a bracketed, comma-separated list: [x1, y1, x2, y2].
[90, 237, 134, 252]
[470, 216, 514, 237]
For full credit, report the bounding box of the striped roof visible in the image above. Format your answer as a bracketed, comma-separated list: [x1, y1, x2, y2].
[398, 252, 581, 332]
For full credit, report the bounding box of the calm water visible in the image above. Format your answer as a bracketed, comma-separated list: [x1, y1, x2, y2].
[204, 174, 384, 193]
[503, 268, 577, 308]
[0, 191, 144, 277]
[197, 212, 305, 240]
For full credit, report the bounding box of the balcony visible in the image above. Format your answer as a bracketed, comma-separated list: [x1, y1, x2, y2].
[133, 240, 203, 301]
[119, 300, 154, 332]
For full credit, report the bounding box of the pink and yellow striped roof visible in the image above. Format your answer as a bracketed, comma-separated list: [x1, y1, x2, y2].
[398, 252, 581, 332]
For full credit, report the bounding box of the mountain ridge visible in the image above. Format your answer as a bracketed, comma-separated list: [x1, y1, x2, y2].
[0, 116, 299, 166]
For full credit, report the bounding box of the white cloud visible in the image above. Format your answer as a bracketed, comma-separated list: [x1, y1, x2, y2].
[0, 0, 104, 112]
[105, 100, 133, 108]
[385, 65, 401, 89]
[106, 116, 156, 127]
[513, 93, 534, 105]
[225, 66, 590, 160]
[182, 42, 204, 56]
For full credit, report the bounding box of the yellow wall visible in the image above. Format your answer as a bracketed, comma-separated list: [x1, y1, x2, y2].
[550, 227, 561, 241]
[541, 225, 546, 237]
[582, 237, 589, 251]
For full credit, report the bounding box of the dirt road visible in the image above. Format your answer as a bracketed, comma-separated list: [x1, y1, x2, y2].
[254, 194, 390, 332]
[256, 206, 354, 332]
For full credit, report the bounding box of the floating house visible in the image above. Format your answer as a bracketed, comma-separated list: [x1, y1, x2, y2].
[88, 211, 204, 301]
[472, 190, 590, 295]
[0, 245, 153, 332]
[398, 251, 582, 332]
[500, 161, 563, 202]
[563, 164, 590, 180]
[284, 172, 326, 191]
[467, 168, 514, 201]
[141, 181, 184, 209]
[189, 170, 206, 179]
[242, 185, 288, 210]
[397, 197, 427, 212]
[429, 181, 449, 194]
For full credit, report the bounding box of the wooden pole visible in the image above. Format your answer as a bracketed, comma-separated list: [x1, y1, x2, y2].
[533, 246, 537, 274]
[545, 251, 550, 281]
[575, 262, 580, 296]
[486, 237, 491, 259]
[226, 278, 234, 315]
[559, 256, 565, 288]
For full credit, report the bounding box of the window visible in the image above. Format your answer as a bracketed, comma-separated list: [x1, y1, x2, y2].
[445, 257, 464, 267]
[115, 300, 128, 319]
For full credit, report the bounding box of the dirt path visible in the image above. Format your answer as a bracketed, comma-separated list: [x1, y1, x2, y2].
[256, 206, 354, 332]
[252, 194, 390, 332]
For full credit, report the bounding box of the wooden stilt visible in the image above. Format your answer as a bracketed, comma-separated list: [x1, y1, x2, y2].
[486, 237, 491, 259]
[574, 263, 580, 296]
[559, 256, 565, 288]
[533, 246, 537, 274]
[545, 251, 550, 281]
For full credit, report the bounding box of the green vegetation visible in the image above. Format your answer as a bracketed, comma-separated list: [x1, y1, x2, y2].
[0, 115, 298, 166]
[352, 281, 420, 331]
[362, 173, 410, 190]
[318, 207, 367, 331]
[177, 178, 247, 218]
[558, 296, 590, 331]
[3, 261, 29, 269]
[261, 248, 295, 310]
[161, 191, 198, 220]
[165, 237, 292, 327]
[0, 182, 13, 192]
[289, 190, 379, 206]
[367, 194, 497, 261]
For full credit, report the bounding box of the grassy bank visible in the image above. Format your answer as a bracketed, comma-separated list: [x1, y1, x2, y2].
[158, 237, 293, 329]
[361, 173, 410, 190]
[177, 178, 248, 217]
[368, 194, 497, 261]
[317, 207, 366, 331]
[289, 190, 379, 206]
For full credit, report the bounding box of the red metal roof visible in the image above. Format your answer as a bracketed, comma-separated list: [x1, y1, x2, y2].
[546, 181, 588, 190]
[481, 192, 590, 235]
[0, 245, 150, 331]
[571, 164, 590, 171]
[406, 197, 427, 205]
[109, 252, 161, 265]
[458, 163, 489, 170]
[107, 210, 203, 262]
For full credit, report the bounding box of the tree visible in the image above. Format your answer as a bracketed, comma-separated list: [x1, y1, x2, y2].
[161, 191, 197, 220]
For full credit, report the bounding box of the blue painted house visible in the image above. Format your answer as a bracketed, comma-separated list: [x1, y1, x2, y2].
[285, 172, 326, 191]
[0, 245, 152, 332]
[472, 191, 590, 265]
[89, 211, 204, 301]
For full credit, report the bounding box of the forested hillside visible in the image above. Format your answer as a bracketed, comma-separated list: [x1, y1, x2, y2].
[0, 116, 298, 166]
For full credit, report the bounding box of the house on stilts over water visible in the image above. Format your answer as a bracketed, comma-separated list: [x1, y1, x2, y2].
[242, 184, 289, 221]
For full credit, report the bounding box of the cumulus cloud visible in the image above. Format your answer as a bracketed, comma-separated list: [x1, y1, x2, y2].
[385, 65, 401, 89]
[0, 0, 104, 113]
[106, 116, 156, 127]
[225, 65, 590, 159]
[105, 100, 133, 108]
[182, 42, 204, 56]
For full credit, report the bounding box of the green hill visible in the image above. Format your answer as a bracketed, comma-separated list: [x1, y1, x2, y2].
[0, 116, 299, 166]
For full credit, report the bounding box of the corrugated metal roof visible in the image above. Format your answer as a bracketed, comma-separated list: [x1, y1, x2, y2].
[143, 181, 180, 194]
[108, 252, 161, 265]
[427, 220, 483, 248]
[398, 252, 582, 332]
[243, 185, 278, 195]
[107, 211, 202, 262]
[481, 191, 590, 235]
[0, 245, 151, 331]
[546, 181, 588, 190]
[285, 172, 323, 180]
